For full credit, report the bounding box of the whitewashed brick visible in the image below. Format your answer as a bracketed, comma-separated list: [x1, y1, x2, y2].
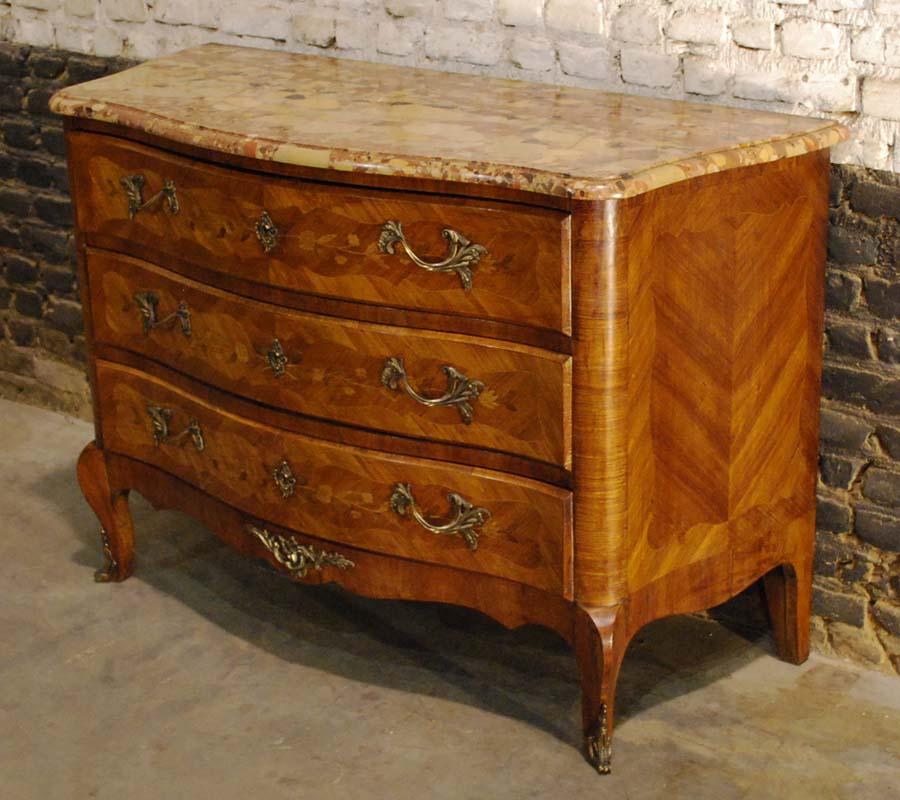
[885, 30, 900, 67]
[863, 79, 900, 120]
[220, 2, 288, 39]
[63, 0, 95, 16]
[817, 0, 867, 9]
[154, 0, 218, 28]
[852, 28, 884, 64]
[15, 0, 57, 10]
[92, 24, 123, 56]
[0, 0, 893, 177]
[782, 19, 843, 60]
[620, 47, 679, 88]
[157, 23, 210, 51]
[667, 12, 724, 46]
[424, 23, 502, 64]
[832, 131, 891, 171]
[558, 41, 611, 80]
[732, 18, 774, 51]
[105, 0, 147, 23]
[545, 0, 603, 36]
[376, 19, 422, 56]
[335, 17, 369, 49]
[497, 0, 541, 27]
[125, 26, 171, 58]
[612, 4, 661, 45]
[54, 23, 93, 51]
[863, 139, 892, 171]
[445, 0, 493, 22]
[292, 14, 336, 47]
[509, 35, 554, 71]
[385, 0, 431, 17]
[12, 10, 53, 45]
[782, 75, 858, 112]
[733, 70, 786, 102]
[683, 56, 729, 96]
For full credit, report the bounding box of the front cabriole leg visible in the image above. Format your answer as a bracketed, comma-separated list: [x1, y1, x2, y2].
[574, 604, 628, 775]
[77, 441, 135, 582]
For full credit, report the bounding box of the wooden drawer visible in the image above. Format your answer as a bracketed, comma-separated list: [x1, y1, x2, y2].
[95, 361, 572, 594]
[88, 249, 570, 467]
[69, 132, 571, 334]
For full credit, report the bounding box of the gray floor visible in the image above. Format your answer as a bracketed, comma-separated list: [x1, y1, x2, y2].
[1, 398, 898, 800]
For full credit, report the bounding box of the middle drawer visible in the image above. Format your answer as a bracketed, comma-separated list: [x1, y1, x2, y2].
[87, 249, 571, 467]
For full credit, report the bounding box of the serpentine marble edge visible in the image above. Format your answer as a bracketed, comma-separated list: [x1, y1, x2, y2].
[50, 43, 848, 201]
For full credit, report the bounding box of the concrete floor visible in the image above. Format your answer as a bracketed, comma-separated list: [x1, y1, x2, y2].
[1, 398, 898, 800]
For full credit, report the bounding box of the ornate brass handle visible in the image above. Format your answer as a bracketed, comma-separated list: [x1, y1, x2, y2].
[146, 405, 205, 452]
[389, 483, 490, 551]
[247, 524, 355, 578]
[134, 291, 191, 337]
[255, 210, 278, 253]
[121, 174, 179, 219]
[266, 339, 288, 377]
[381, 356, 483, 425]
[377, 221, 488, 292]
[273, 459, 296, 498]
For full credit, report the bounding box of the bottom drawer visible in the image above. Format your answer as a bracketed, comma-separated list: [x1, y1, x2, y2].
[95, 360, 572, 594]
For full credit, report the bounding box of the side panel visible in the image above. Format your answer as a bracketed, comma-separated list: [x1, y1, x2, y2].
[622, 151, 829, 616]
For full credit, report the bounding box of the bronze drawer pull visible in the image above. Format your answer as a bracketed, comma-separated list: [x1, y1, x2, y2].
[389, 482, 490, 551]
[247, 524, 355, 578]
[273, 459, 296, 498]
[134, 291, 192, 336]
[377, 220, 487, 292]
[146, 405, 205, 452]
[255, 210, 278, 253]
[266, 339, 288, 377]
[381, 356, 483, 425]
[121, 174, 179, 219]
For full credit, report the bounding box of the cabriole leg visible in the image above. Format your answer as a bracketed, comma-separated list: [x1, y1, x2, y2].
[763, 558, 812, 665]
[77, 442, 135, 582]
[574, 604, 628, 775]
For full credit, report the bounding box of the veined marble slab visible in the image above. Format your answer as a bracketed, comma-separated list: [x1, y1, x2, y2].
[50, 43, 848, 201]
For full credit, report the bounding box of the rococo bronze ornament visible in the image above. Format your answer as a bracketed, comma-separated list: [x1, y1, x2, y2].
[381, 355, 484, 425]
[377, 220, 488, 291]
[246, 524, 355, 578]
[134, 291, 192, 337]
[389, 482, 490, 551]
[272, 459, 297, 499]
[146, 405, 205, 452]
[120, 173, 179, 218]
[255, 210, 279, 253]
[94, 526, 119, 583]
[266, 339, 288, 377]
[586, 703, 612, 775]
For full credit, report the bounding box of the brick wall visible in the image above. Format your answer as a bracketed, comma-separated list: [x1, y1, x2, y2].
[0, 3, 898, 672]
[816, 169, 900, 670]
[2, 1, 900, 169]
[0, 43, 131, 414]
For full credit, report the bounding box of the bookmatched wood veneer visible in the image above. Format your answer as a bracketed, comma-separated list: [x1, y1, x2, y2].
[60, 46, 839, 774]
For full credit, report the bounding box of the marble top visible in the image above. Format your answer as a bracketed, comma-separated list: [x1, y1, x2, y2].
[50, 43, 847, 201]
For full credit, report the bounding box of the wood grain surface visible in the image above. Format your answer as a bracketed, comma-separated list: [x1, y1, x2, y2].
[66, 98, 832, 773]
[105, 451, 576, 637]
[68, 131, 571, 334]
[87, 248, 571, 467]
[95, 360, 573, 595]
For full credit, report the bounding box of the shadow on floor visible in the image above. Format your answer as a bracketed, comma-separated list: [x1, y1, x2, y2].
[36, 459, 778, 750]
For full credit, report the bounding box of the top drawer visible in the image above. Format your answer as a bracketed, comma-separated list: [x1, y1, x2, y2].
[68, 132, 571, 335]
